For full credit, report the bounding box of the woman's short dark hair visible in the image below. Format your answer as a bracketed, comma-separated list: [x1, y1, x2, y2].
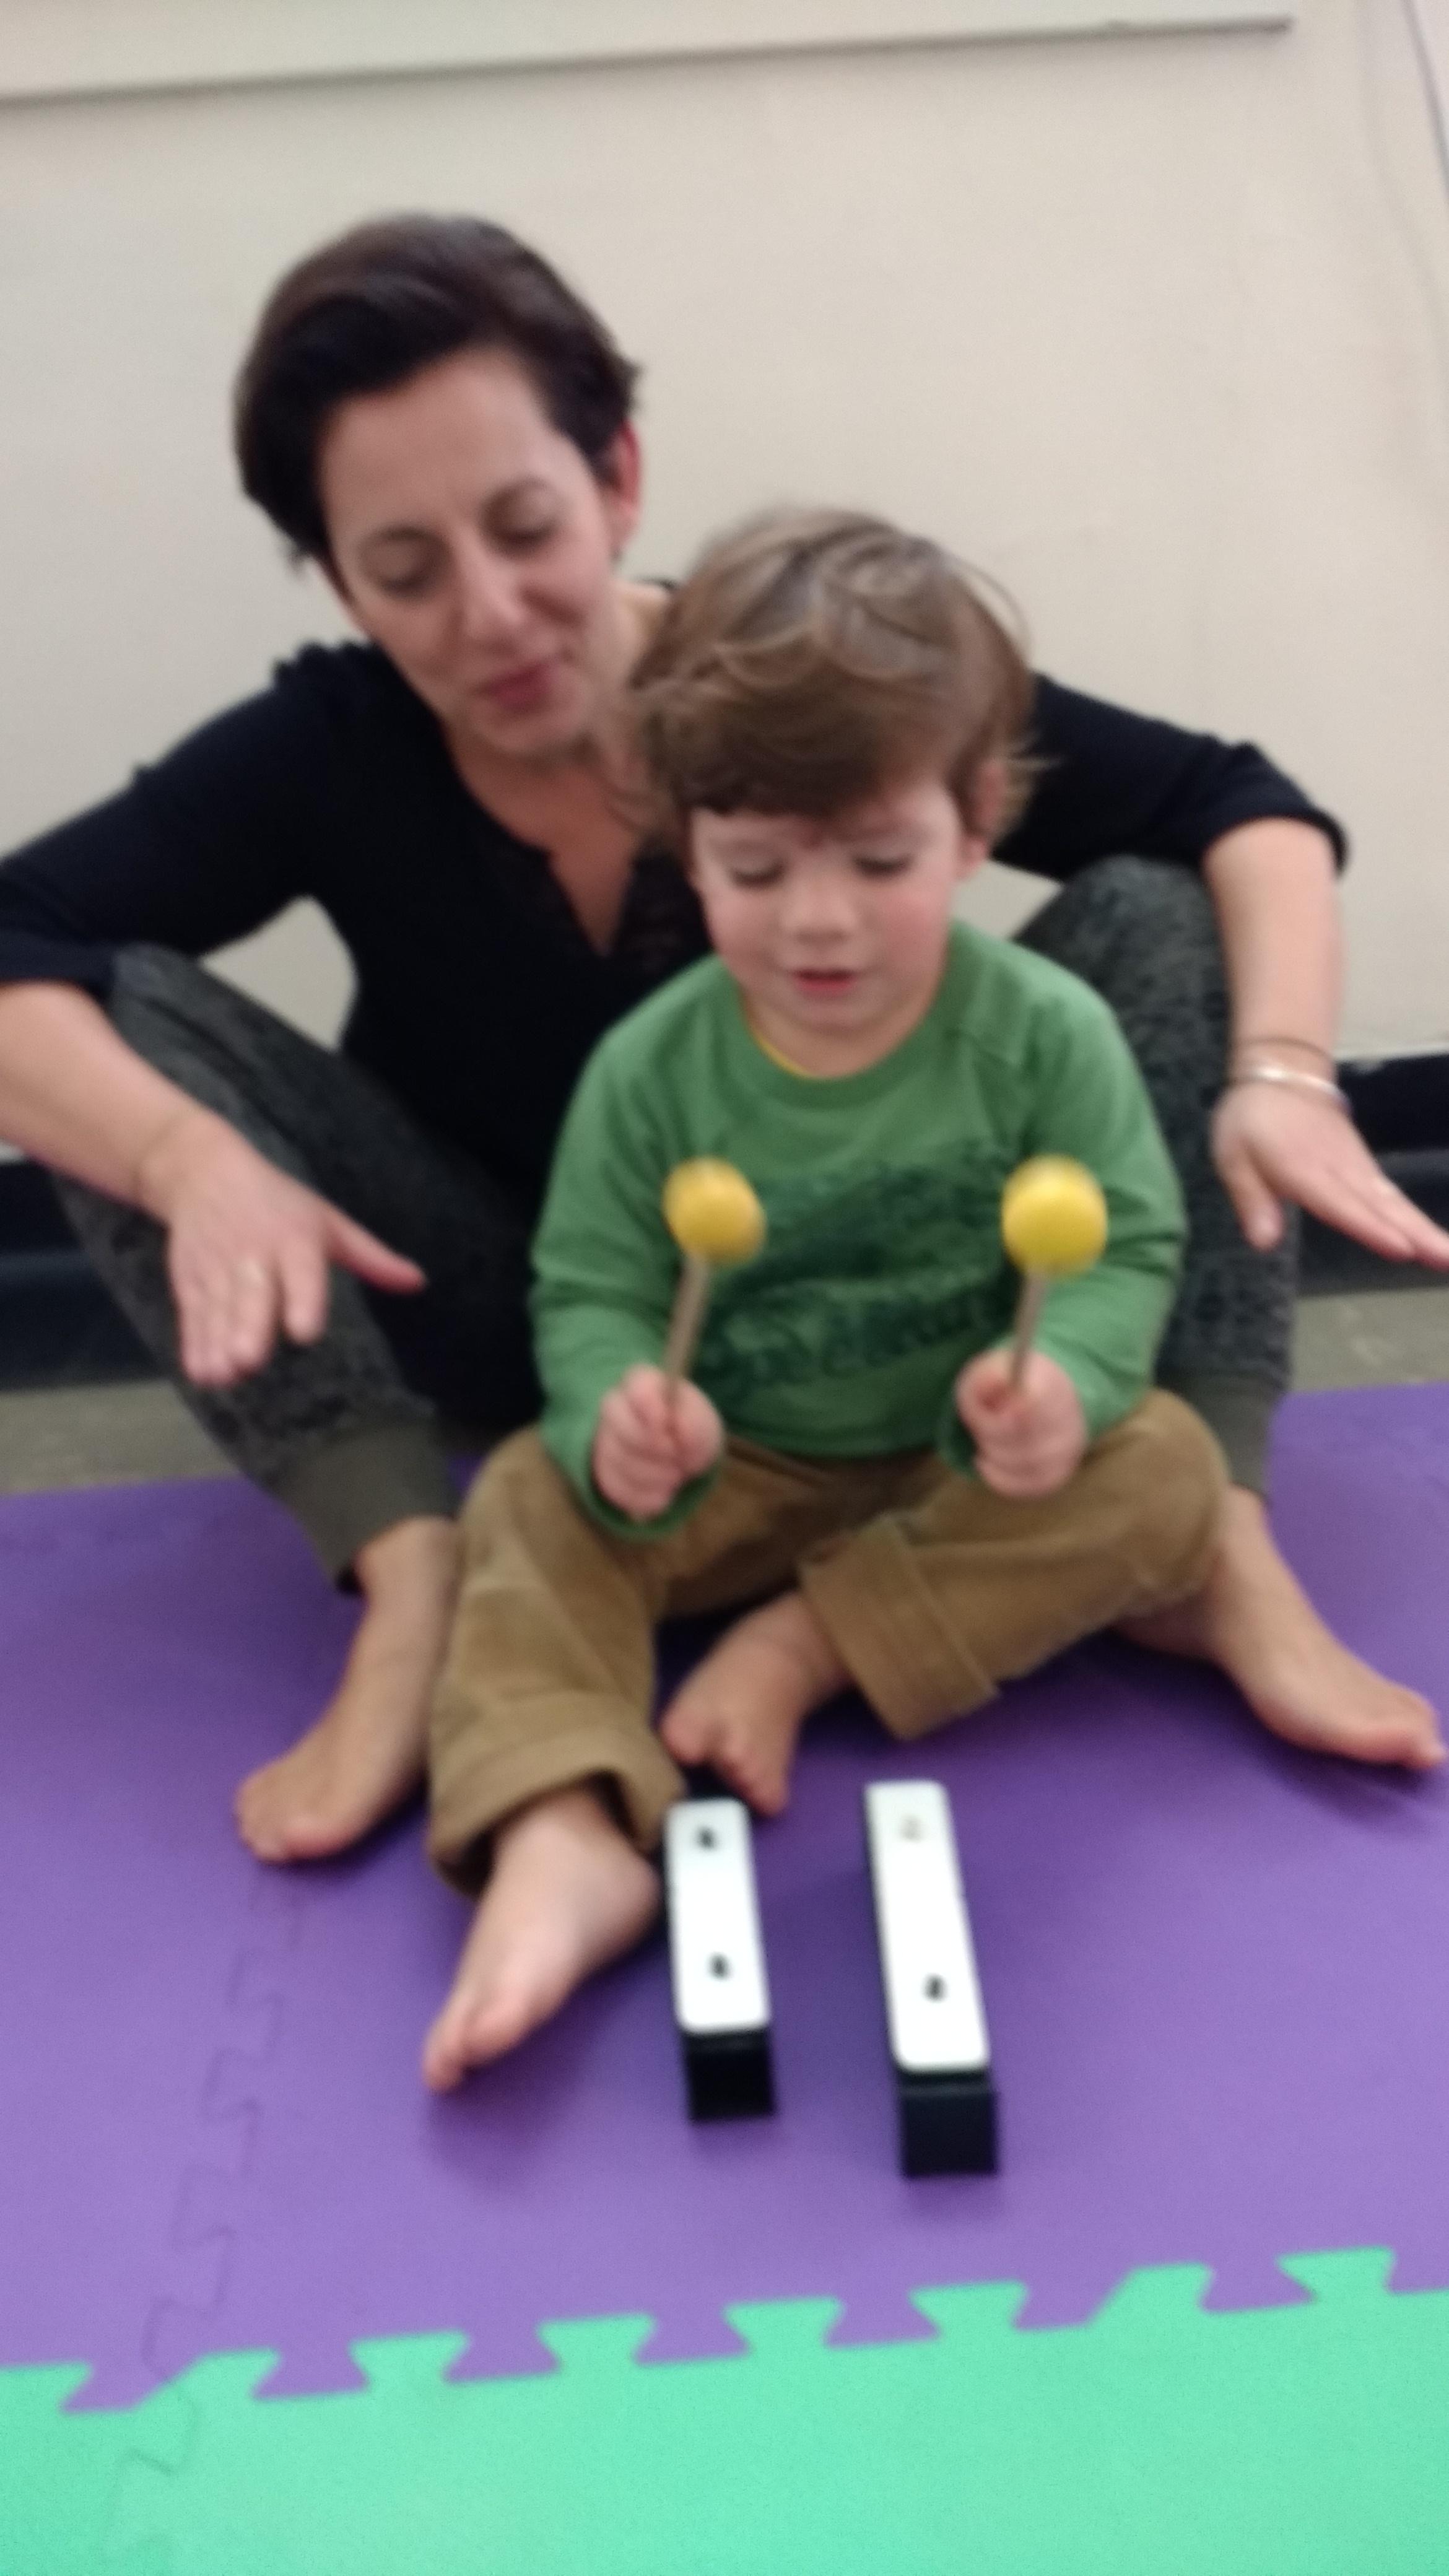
[234, 214, 640, 564]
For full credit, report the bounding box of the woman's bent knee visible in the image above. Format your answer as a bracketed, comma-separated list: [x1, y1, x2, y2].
[1021, 857, 1225, 1041]
[1027, 854, 1216, 949]
[108, 944, 232, 1043]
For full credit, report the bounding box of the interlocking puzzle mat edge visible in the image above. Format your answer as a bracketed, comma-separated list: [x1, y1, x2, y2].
[5, 2248, 1448, 2576]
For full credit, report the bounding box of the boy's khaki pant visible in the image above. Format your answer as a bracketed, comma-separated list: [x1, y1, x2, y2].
[429, 1392, 1224, 1892]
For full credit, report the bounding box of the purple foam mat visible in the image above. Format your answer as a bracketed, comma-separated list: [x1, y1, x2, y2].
[3, 1385, 1449, 2404]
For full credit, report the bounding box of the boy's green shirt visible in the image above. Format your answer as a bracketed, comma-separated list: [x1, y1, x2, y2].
[533, 923, 1185, 1535]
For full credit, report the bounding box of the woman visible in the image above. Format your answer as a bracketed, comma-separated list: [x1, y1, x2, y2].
[0, 214, 1439, 1881]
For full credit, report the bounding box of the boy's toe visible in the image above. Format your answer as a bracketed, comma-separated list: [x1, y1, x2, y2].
[659, 1702, 714, 1766]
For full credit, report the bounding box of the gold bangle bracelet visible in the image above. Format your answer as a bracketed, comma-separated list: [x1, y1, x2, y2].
[1225, 1064, 1350, 1112]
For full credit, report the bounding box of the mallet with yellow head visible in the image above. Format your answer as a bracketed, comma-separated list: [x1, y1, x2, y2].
[661, 1158, 767, 1380]
[1000, 1155, 1108, 1388]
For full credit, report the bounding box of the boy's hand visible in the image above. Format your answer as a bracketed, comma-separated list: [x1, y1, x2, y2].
[955, 1349, 1087, 1499]
[593, 1364, 725, 1521]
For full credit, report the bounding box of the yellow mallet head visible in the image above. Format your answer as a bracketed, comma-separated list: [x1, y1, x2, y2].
[662, 1159, 767, 1268]
[1001, 1155, 1108, 1277]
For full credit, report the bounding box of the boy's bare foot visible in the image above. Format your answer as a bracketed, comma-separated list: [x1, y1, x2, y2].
[1120, 1486, 1443, 1771]
[422, 1785, 660, 2091]
[659, 1589, 848, 1815]
[235, 1515, 461, 1863]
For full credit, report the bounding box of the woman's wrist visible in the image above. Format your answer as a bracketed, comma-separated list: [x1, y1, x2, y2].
[1232, 1033, 1336, 1070]
[1229, 1022, 1339, 1088]
[132, 1100, 230, 1219]
[1226, 1026, 1347, 1112]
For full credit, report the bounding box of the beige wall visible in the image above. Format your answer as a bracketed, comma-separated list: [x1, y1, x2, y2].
[1, 0, 1447, 1053]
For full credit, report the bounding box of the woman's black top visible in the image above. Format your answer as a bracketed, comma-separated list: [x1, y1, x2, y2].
[0, 643, 1344, 1217]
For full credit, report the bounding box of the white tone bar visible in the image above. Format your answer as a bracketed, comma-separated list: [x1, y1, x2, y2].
[0, 0, 1295, 107]
[664, 1799, 770, 2039]
[866, 1781, 989, 2076]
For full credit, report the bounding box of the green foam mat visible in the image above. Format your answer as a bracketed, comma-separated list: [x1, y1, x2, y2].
[6, 2250, 1449, 2575]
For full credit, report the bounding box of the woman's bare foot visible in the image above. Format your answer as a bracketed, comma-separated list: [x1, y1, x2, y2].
[235, 1515, 461, 1863]
[658, 1590, 849, 1815]
[1120, 1486, 1443, 1770]
[422, 1786, 660, 2091]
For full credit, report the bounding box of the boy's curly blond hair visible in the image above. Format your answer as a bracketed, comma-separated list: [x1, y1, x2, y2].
[630, 508, 1035, 846]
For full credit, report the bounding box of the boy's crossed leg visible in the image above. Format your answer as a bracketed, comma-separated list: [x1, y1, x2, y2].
[424, 1397, 1224, 2087]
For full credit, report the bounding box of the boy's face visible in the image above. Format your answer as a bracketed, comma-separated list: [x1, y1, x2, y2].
[688, 773, 994, 1076]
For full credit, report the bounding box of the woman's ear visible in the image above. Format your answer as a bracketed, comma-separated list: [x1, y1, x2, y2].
[318, 556, 357, 619]
[313, 533, 374, 633]
[599, 422, 643, 556]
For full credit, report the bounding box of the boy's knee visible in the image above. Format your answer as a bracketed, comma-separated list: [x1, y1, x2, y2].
[1107, 1391, 1226, 1594]
[458, 1428, 558, 1546]
[456, 1431, 627, 1609]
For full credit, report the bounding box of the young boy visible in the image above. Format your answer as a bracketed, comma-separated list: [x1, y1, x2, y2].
[422, 508, 1225, 2092]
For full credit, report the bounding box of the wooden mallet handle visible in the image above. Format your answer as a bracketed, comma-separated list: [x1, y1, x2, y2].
[663, 1254, 715, 1382]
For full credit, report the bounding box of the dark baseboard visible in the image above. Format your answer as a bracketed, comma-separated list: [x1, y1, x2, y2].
[0, 1162, 155, 1389]
[1, 1051, 1447, 1390]
[1297, 1055, 1449, 1297]
[1340, 1053, 1449, 1157]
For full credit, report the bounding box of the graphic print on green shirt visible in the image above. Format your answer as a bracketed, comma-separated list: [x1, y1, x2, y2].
[532, 924, 1185, 1534]
[695, 1159, 1016, 1416]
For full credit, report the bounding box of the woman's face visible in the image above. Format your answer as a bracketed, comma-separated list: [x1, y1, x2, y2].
[317, 347, 641, 765]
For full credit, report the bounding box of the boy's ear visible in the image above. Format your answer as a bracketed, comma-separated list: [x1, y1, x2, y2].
[961, 756, 1011, 855]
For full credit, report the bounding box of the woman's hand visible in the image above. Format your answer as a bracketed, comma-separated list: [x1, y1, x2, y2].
[136, 1106, 424, 1387]
[592, 1363, 723, 1521]
[956, 1347, 1087, 1499]
[1211, 1082, 1449, 1266]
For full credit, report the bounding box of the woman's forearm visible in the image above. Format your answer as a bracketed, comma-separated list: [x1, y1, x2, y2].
[0, 981, 218, 1210]
[1201, 818, 1342, 1068]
